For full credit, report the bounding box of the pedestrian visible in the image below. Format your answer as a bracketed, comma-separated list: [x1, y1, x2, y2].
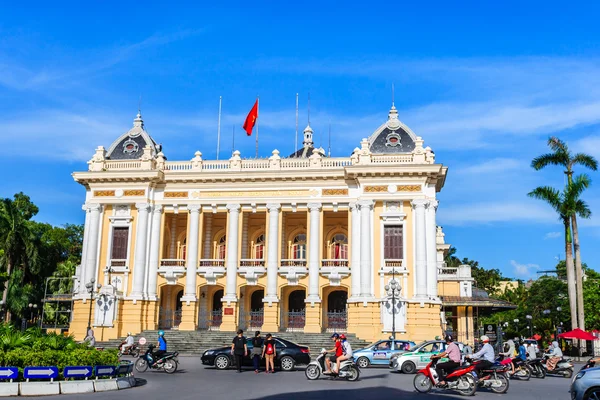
[262, 333, 276, 373]
[231, 329, 247, 373]
[463, 342, 473, 356]
[251, 331, 264, 373]
[83, 327, 95, 347]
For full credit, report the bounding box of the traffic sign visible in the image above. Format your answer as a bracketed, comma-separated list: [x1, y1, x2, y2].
[94, 365, 116, 377]
[64, 366, 92, 379]
[0, 367, 18, 380]
[24, 367, 58, 380]
[487, 325, 493, 331]
[138, 337, 147, 345]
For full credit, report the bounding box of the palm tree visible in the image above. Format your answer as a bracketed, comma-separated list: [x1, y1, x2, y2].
[528, 174, 591, 331]
[531, 137, 598, 330]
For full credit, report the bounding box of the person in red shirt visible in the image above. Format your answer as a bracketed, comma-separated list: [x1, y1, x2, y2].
[325, 333, 343, 374]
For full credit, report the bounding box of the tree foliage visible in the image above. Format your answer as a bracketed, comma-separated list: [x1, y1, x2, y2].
[444, 247, 507, 295]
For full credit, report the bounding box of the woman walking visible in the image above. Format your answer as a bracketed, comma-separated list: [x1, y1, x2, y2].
[262, 333, 276, 373]
[251, 331, 264, 373]
[231, 329, 247, 373]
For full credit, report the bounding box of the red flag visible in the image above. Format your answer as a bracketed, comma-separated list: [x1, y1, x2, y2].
[243, 100, 258, 136]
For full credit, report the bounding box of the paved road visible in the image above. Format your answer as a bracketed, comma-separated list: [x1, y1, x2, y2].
[44, 356, 575, 400]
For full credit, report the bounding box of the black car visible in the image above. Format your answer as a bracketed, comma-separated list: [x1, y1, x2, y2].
[201, 337, 310, 371]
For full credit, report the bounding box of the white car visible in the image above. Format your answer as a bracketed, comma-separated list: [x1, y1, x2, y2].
[389, 340, 465, 374]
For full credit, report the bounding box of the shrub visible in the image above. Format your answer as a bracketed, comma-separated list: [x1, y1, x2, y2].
[0, 348, 119, 371]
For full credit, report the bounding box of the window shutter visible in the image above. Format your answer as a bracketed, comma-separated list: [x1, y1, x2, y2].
[111, 227, 129, 259]
[384, 226, 403, 259]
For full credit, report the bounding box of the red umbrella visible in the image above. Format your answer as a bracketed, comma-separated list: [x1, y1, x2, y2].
[533, 334, 542, 341]
[558, 328, 598, 340]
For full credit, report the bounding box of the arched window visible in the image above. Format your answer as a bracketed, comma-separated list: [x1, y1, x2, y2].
[217, 235, 227, 259]
[253, 234, 265, 259]
[292, 234, 306, 260]
[177, 238, 187, 260]
[329, 233, 348, 259]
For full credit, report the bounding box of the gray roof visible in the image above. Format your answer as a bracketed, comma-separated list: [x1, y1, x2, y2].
[106, 113, 161, 160]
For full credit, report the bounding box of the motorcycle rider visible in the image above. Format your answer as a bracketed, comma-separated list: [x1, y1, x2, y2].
[511, 338, 527, 372]
[500, 339, 516, 375]
[120, 332, 134, 354]
[467, 335, 495, 374]
[324, 333, 343, 374]
[432, 335, 461, 386]
[335, 334, 353, 374]
[526, 341, 537, 361]
[152, 330, 167, 366]
[545, 341, 562, 371]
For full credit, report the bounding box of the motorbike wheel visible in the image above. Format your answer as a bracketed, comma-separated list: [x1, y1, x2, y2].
[457, 374, 477, 397]
[513, 367, 531, 381]
[305, 365, 320, 380]
[135, 358, 149, 373]
[536, 365, 546, 379]
[163, 359, 178, 374]
[132, 348, 140, 358]
[563, 368, 573, 379]
[117, 352, 123, 357]
[345, 366, 360, 382]
[490, 373, 509, 394]
[413, 373, 433, 393]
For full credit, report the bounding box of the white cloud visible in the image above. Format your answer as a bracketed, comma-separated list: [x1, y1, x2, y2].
[438, 201, 558, 225]
[544, 232, 562, 239]
[572, 134, 600, 161]
[455, 158, 523, 175]
[511, 260, 541, 278]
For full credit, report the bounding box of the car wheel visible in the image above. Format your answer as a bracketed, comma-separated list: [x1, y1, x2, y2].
[401, 361, 416, 374]
[356, 357, 370, 369]
[280, 356, 296, 371]
[214, 355, 230, 370]
[585, 387, 600, 400]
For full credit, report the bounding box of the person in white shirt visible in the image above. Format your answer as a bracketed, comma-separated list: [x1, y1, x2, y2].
[546, 341, 563, 371]
[120, 332, 134, 353]
[467, 335, 495, 374]
[526, 343, 537, 360]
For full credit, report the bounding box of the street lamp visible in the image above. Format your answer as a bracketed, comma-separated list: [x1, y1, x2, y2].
[526, 315, 533, 337]
[85, 278, 101, 331]
[513, 318, 519, 335]
[384, 268, 401, 340]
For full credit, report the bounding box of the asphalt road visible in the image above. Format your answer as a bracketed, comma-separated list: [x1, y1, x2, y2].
[42, 356, 576, 400]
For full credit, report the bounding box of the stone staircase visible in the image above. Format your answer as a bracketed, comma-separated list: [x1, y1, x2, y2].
[97, 330, 372, 356]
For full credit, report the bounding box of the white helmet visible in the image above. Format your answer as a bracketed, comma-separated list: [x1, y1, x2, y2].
[127, 332, 132, 336]
[480, 335, 490, 343]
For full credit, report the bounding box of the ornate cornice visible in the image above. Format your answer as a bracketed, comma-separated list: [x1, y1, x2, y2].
[124, 189, 145, 196]
[94, 190, 115, 197]
[323, 188, 349, 196]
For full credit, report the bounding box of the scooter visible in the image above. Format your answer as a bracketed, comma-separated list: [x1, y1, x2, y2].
[135, 344, 179, 374]
[541, 354, 574, 378]
[118, 342, 140, 357]
[413, 357, 477, 396]
[468, 359, 510, 394]
[525, 358, 546, 379]
[305, 349, 360, 381]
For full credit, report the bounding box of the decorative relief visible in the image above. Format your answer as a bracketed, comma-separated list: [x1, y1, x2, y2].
[322, 189, 348, 196]
[364, 185, 421, 193]
[364, 185, 387, 193]
[164, 191, 189, 198]
[397, 185, 421, 192]
[124, 190, 145, 196]
[195, 189, 318, 198]
[94, 190, 115, 197]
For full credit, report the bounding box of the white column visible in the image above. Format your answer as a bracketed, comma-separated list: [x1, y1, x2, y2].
[131, 203, 151, 299]
[426, 200, 438, 298]
[78, 205, 92, 294]
[358, 200, 373, 298]
[306, 203, 322, 303]
[264, 203, 281, 303]
[349, 202, 361, 300]
[82, 204, 102, 294]
[183, 205, 201, 301]
[223, 204, 241, 303]
[146, 205, 163, 300]
[412, 199, 428, 298]
[203, 213, 213, 259]
[169, 215, 177, 258]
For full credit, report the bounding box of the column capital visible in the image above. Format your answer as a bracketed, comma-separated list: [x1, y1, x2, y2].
[86, 203, 102, 213]
[152, 204, 164, 214]
[266, 203, 281, 212]
[357, 200, 374, 209]
[187, 204, 202, 213]
[307, 202, 322, 212]
[349, 202, 358, 211]
[226, 203, 241, 213]
[426, 199, 439, 210]
[135, 202, 151, 212]
[411, 199, 428, 209]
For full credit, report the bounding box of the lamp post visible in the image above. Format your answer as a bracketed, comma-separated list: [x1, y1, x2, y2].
[85, 278, 101, 330]
[513, 318, 519, 335]
[385, 268, 401, 340]
[526, 315, 533, 338]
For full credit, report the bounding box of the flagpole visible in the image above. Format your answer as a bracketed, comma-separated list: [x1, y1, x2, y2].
[216, 96, 222, 160]
[328, 121, 331, 157]
[255, 96, 259, 158]
[295, 93, 298, 154]
[232, 125, 235, 155]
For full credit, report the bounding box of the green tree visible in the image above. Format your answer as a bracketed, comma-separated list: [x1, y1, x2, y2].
[528, 174, 591, 330]
[532, 137, 598, 330]
[444, 247, 506, 295]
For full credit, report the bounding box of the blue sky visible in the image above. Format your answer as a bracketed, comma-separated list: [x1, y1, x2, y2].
[1, 1, 600, 279]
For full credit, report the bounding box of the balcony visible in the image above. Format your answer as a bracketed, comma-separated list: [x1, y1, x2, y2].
[384, 259, 403, 268]
[321, 259, 349, 268]
[240, 259, 265, 268]
[160, 259, 186, 267]
[158, 259, 186, 285]
[320, 259, 350, 286]
[279, 259, 308, 286]
[281, 259, 307, 267]
[437, 264, 473, 281]
[198, 259, 226, 285]
[238, 259, 266, 286]
[109, 259, 127, 267]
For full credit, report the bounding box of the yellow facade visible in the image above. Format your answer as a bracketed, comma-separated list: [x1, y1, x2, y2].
[69, 105, 476, 344]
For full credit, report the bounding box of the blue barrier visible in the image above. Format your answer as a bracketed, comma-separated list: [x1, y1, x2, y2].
[0, 367, 18, 381]
[94, 365, 116, 378]
[24, 366, 59, 381]
[64, 366, 93, 379]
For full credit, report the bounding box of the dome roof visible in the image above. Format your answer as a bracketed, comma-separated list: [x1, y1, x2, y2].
[367, 105, 418, 154]
[105, 112, 161, 160]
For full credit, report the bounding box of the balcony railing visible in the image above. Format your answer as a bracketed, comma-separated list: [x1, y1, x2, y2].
[198, 259, 226, 268]
[321, 259, 349, 267]
[160, 259, 186, 267]
[109, 259, 127, 267]
[240, 259, 265, 267]
[281, 259, 307, 267]
[384, 259, 403, 268]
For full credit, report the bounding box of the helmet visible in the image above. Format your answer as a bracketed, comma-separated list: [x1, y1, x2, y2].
[444, 335, 453, 343]
[158, 330, 165, 337]
[340, 334, 347, 340]
[330, 333, 339, 339]
[480, 335, 490, 343]
[127, 332, 131, 336]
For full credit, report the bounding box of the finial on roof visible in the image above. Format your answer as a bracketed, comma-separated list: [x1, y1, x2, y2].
[392, 83, 395, 107]
[133, 111, 144, 129]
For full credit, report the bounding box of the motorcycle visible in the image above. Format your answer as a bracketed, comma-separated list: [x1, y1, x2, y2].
[305, 349, 360, 381]
[413, 357, 477, 396]
[118, 342, 140, 357]
[135, 344, 179, 374]
[468, 359, 510, 394]
[541, 354, 574, 378]
[496, 355, 531, 380]
[525, 358, 546, 379]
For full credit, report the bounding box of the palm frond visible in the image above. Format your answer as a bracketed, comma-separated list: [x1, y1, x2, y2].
[527, 186, 562, 213]
[548, 136, 569, 153]
[531, 153, 568, 170]
[572, 153, 599, 171]
[575, 199, 592, 219]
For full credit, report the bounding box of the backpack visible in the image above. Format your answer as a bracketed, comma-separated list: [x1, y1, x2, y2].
[266, 342, 274, 355]
[342, 341, 353, 357]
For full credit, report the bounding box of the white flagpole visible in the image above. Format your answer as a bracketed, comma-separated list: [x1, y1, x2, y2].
[255, 97, 259, 158]
[217, 96, 222, 160]
[295, 93, 299, 154]
[232, 125, 235, 154]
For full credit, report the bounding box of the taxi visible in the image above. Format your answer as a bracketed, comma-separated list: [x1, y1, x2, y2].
[352, 339, 415, 368]
[389, 339, 465, 374]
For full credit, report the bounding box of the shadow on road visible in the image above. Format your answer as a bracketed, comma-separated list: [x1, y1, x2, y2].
[134, 378, 148, 387]
[247, 387, 464, 400]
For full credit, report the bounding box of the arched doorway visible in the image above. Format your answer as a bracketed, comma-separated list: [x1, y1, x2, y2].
[211, 289, 224, 329]
[249, 289, 264, 330]
[285, 289, 306, 332]
[158, 285, 184, 330]
[326, 290, 348, 333]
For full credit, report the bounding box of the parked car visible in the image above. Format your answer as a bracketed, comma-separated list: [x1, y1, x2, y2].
[353, 339, 415, 368]
[570, 365, 600, 400]
[200, 336, 310, 371]
[390, 340, 465, 374]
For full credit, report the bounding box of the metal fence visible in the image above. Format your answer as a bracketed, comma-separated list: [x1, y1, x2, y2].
[198, 310, 223, 331]
[284, 310, 305, 332]
[158, 309, 182, 330]
[239, 310, 264, 330]
[325, 310, 347, 333]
